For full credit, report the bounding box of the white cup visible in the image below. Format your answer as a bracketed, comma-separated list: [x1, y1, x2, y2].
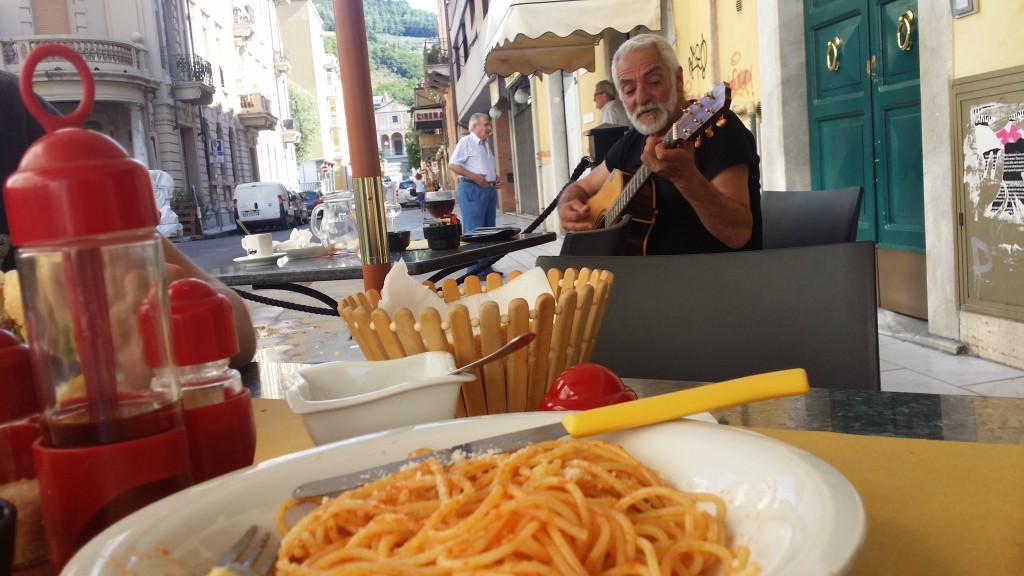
[241, 233, 273, 257]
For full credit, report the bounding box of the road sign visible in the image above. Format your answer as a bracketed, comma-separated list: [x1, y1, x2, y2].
[321, 164, 330, 174]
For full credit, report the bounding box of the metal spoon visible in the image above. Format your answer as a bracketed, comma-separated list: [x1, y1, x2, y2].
[451, 332, 536, 375]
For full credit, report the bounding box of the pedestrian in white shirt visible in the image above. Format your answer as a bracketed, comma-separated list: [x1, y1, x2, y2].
[447, 112, 502, 276]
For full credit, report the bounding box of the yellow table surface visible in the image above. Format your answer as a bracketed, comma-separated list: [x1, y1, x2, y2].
[251, 398, 1024, 575]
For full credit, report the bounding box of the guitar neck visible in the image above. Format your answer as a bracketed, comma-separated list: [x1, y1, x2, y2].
[603, 164, 652, 226]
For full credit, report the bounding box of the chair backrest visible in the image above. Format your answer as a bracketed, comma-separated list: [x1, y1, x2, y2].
[537, 241, 880, 390]
[559, 214, 634, 256]
[761, 186, 864, 249]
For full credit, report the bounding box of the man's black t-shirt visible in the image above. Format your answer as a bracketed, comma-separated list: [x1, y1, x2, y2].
[602, 109, 762, 254]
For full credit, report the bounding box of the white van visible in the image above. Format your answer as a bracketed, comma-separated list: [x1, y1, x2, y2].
[233, 182, 295, 231]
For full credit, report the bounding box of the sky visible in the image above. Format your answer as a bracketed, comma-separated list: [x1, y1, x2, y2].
[406, 0, 438, 13]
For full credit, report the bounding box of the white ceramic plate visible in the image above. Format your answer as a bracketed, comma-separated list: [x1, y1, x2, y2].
[279, 245, 328, 259]
[65, 414, 866, 575]
[232, 253, 285, 266]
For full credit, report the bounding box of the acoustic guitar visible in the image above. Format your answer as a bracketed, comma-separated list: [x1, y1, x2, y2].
[584, 82, 732, 255]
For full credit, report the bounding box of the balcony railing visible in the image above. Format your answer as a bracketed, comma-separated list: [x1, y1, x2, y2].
[238, 92, 278, 130]
[1, 36, 148, 75]
[273, 49, 291, 74]
[168, 52, 213, 85]
[233, 6, 256, 39]
[423, 39, 451, 92]
[233, 6, 255, 24]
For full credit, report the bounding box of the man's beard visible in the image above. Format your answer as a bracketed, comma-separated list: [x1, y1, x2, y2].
[629, 88, 679, 136]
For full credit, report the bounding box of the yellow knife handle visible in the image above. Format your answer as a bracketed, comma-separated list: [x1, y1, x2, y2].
[561, 368, 809, 437]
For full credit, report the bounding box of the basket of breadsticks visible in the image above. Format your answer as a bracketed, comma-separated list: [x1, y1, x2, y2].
[338, 263, 614, 417]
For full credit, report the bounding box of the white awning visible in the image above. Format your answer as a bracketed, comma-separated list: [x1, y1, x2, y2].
[484, 0, 661, 76]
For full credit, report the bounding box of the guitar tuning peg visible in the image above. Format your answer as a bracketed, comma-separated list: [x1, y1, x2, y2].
[704, 107, 714, 115]
[683, 108, 692, 116]
[705, 127, 714, 137]
[716, 117, 727, 127]
[694, 135, 703, 148]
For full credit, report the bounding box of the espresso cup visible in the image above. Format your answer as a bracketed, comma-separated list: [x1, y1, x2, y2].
[240, 233, 273, 258]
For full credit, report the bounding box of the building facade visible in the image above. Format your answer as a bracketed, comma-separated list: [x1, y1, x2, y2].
[1, 0, 298, 234]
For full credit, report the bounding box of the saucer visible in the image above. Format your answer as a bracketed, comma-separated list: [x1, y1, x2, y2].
[233, 253, 285, 266]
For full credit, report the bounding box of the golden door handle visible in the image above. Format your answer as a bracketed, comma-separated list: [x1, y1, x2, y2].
[826, 37, 841, 72]
[897, 10, 914, 51]
[866, 54, 876, 76]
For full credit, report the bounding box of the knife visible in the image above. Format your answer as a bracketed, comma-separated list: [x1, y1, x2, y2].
[292, 368, 809, 498]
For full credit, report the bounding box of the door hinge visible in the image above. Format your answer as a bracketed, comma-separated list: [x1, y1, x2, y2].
[958, 212, 964, 226]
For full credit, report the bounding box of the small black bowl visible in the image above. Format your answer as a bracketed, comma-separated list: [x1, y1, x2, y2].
[422, 220, 462, 250]
[387, 229, 411, 252]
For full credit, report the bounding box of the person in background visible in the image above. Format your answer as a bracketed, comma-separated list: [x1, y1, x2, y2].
[447, 112, 502, 276]
[559, 34, 761, 254]
[414, 171, 427, 211]
[0, 70, 256, 368]
[594, 79, 630, 126]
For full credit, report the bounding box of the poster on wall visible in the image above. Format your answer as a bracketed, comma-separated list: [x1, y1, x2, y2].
[961, 100, 1024, 309]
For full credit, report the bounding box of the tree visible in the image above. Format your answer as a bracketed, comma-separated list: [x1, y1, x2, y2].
[287, 80, 320, 163]
[406, 127, 421, 168]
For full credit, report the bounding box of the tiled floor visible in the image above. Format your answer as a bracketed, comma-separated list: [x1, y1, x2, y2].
[244, 210, 1024, 399]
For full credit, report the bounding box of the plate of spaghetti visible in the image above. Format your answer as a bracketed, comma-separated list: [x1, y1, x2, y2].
[65, 413, 865, 575]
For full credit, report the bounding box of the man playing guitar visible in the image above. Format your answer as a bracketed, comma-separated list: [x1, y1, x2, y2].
[558, 34, 761, 255]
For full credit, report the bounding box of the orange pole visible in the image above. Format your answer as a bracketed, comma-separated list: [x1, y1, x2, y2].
[333, 0, 390, 291]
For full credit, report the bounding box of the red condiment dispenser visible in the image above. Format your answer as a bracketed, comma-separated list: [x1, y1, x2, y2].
[2, 44, 189, 570]
[140, 278, 256, 484]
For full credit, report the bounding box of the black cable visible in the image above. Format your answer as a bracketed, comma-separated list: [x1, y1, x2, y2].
[427, 156, 593, 285]
[232, 288, 341, 317]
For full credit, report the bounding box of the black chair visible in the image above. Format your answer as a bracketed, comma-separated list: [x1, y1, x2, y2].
[559, 215, 634, 256]
[761, 186, 864, 249]
[537, 241, 880, 390]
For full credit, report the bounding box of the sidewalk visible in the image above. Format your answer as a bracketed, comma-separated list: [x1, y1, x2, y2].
[242, 210, 1024, 398]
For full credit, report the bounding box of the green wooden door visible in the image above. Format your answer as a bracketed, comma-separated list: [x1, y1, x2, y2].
[804, 0, 924, 252]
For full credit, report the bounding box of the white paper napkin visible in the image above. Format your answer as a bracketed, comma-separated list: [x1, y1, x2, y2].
[273, 228, 317, 250]
[376, 263, 555, 320]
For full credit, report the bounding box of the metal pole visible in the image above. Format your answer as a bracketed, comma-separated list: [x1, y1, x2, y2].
[332, 0, 390, 291]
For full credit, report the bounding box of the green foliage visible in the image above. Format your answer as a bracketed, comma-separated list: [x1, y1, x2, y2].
[323, 34, 337, 56]
[369, 43, 422, 78]
[287, 80, 321, 163]
[406, 127, 421, 168]
[311, 0, 435, 106]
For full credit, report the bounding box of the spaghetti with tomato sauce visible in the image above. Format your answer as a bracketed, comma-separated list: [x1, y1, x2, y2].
[274, 439, 757, 575]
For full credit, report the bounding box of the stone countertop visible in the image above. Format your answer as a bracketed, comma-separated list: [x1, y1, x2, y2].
[211, 232, 556, 286]
[240, 362, 1024, 445]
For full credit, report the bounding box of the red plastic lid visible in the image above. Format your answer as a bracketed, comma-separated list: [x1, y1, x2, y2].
[3, 44, 157, 245]
[0, 329, 41, 422]
[143, 279, 238, 367]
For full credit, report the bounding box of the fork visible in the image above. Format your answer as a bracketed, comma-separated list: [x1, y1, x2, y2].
[206, 525, 276, 576]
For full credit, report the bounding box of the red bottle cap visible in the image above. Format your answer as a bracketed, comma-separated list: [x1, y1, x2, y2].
[140, 279, 238, 368]
[3, 44, 157, 245]
[0, 329, 40, 422]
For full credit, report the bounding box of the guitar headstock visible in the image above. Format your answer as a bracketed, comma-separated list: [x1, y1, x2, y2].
[666, 82, 732, 147]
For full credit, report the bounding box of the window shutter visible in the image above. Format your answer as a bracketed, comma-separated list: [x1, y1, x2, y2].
[31, 0, 71, 35]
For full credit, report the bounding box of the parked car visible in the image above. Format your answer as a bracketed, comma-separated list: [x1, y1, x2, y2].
[288, 190, 309, 225]
[302, 190, 321, 212]
[396, 179, 417, 207]
[233, 181, 295, 231]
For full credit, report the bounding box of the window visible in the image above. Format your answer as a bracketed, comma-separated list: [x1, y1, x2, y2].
[31, 0, 71, 34]
[392, 115, 399, 123]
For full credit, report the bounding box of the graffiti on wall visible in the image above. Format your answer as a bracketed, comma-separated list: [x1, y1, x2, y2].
[962, 102, 1023, 299]
[727, 51, 754, 99]
[687, 35, 707, 81]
